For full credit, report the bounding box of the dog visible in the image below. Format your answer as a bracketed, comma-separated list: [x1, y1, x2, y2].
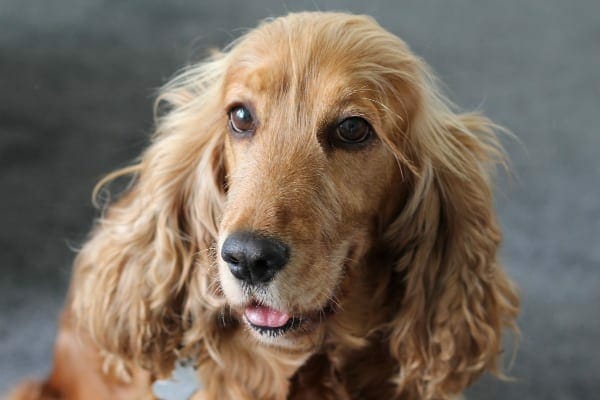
[8, 12, 519, 400]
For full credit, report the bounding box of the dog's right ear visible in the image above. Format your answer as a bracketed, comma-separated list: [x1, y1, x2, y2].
[71, 54, 228, 379]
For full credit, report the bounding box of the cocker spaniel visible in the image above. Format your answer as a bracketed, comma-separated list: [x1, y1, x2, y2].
[9, 12, 519, 400]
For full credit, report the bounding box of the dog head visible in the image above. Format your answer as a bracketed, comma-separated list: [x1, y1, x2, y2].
[73, 12, 518, 398]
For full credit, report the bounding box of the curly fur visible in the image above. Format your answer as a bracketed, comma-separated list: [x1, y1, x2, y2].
[8, 12, 518, 400]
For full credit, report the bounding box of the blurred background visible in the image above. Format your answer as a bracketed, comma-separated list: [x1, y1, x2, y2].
[1, 0, 598, 399]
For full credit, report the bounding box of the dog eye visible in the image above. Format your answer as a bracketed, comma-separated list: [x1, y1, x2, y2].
[336, 117, 372, 144]
[229, 105, 256, 134]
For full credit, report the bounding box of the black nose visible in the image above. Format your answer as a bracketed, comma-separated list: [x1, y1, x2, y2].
[221, 231, 289, 285]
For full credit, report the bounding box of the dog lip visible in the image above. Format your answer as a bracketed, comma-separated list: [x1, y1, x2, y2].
[245, 315, 304, 337]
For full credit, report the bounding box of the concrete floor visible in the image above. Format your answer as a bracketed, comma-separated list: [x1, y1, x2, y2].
[1, 1, 599, 399]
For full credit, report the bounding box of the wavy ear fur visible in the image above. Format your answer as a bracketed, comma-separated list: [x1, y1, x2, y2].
[71, 55, 227, 378]
[385, 63, 519, 399]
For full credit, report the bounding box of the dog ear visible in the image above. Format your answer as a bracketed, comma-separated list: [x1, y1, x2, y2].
[71, 55, 227, 378]
[384, 67, 519, 399]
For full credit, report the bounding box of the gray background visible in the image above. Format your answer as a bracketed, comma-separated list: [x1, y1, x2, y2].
[1, 1, 599, 399]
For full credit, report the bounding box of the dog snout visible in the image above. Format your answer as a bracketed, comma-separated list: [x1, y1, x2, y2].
[221, 231, 290, 285]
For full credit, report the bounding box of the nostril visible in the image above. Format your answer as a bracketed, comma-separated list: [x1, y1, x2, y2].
[225, 254, 239, 265]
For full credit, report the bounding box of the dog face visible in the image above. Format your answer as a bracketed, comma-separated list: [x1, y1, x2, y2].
[215, 15, 416, 345]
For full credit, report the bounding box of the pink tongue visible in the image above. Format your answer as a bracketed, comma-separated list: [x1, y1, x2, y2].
[244, 305, 290, 328]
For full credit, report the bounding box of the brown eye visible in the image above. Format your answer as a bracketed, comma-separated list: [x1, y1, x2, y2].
[229, 105, 255, 134]
[336, 117, 371, 144]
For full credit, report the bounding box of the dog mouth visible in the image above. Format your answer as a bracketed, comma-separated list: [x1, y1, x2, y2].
[244, 303, 304, 336]
[242, 301, 336, 337]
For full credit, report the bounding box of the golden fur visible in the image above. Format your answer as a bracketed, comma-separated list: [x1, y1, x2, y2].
[8, 12, 518, 400]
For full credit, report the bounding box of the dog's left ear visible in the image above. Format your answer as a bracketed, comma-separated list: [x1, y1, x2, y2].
[384, 65, 519, 399]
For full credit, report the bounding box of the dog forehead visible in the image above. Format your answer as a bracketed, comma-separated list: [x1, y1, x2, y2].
[223, 22, 384, 100]
[223, 47, 347, 103]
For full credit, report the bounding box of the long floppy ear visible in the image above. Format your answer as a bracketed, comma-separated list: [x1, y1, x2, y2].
[385, 64, 519, 399]
[71, 54, 228, 378]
